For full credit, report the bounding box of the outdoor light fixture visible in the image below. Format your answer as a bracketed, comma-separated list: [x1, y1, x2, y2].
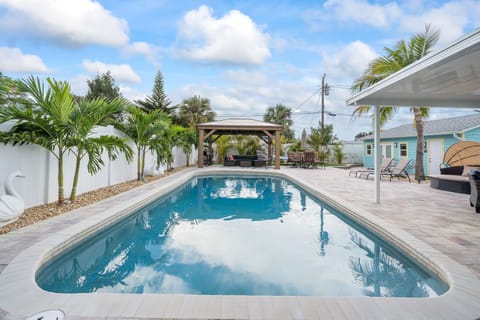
[394, 143, 398, 148]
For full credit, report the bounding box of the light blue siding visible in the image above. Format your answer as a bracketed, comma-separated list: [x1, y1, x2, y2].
[464, 126, 480, 141]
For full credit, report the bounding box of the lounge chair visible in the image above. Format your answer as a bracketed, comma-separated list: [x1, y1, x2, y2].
[380, 158, 412, 182]
[351, 158, 393, 178]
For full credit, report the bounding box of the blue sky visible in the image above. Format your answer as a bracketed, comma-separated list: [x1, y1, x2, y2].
[1, 0, 479, 140]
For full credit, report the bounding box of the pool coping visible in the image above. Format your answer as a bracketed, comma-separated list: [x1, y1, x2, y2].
[1, 167, 479, 319]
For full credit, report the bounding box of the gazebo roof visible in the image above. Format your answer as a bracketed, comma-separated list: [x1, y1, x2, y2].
[197, 118, 282, 130]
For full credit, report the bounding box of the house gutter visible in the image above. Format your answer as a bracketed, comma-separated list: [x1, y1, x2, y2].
[453, 132, 464, 141]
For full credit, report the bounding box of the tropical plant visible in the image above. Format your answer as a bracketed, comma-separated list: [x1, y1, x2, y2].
[86, 71, 121, 101]
[288, 140, 302, 152]
[67, 98, 133, 201]
[0, 76, 75, 204]
[333, 143, 345, 164]
[232, 135, 261, 155]
[213, 135, 232, 163]
[134, 70, 176, 116]
[176, 95, 215, 128]
[175, 127, 198, 166]
[0, 73, 26, 108]
[352, 25, 440, 181]
[307, 123, 338, 163]
[354, 131, 373, 141]
[114, 106, 170, 180]
[263, 104, 295, 141]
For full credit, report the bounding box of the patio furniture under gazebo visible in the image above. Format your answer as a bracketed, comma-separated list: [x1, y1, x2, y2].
[197, 118, 283, 169]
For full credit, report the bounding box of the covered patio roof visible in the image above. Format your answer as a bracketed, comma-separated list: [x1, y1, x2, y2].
[196, 118, 283, 169]
[346, 28, 480, 203]
[347, 28, 480, 107]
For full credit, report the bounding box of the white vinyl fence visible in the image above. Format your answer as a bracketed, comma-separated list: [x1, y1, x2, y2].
[0, 125, 197, 209]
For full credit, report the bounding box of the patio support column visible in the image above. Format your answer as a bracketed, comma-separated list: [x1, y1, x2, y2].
[198, 128, 204, 168]
[275, 130, 280, 169]
[374, 105, 381, 204]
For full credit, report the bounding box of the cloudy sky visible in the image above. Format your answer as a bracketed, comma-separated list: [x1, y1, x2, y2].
[1, 0, 479, 140]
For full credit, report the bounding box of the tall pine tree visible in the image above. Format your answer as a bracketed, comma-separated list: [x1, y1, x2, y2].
[135, 70, 176, 115]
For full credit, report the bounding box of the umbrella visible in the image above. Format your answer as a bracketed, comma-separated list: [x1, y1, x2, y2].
[301, 129, 307, 150]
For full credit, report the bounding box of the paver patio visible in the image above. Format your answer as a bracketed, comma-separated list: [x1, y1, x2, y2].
[0, 166, 479, 319]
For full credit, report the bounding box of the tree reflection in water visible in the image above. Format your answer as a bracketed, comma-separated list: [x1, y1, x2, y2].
[36, 176, 447, 297]
[348, 230, 434, 297]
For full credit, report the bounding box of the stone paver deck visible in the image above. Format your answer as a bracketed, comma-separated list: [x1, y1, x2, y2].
[0, 166, 479, 319]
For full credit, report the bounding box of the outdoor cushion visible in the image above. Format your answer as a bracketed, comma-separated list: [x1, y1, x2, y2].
[462, 166, 480, 176]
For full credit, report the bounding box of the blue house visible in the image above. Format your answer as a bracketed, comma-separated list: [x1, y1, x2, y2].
[362, 113, 480, 175]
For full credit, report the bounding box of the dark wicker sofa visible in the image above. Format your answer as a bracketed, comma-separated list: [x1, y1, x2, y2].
[224, 155, 258, 166]
[429, 165, 471, 194]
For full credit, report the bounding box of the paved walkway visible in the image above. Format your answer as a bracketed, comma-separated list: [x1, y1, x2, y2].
[0, 166, 479, 320]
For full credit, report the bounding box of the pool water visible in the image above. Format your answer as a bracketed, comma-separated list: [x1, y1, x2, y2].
[36, 176, 448, 297]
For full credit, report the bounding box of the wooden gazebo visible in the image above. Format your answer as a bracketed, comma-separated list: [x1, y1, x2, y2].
[197, 118, 283, 169]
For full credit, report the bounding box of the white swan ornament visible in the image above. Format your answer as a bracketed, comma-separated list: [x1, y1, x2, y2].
[0, 171, 25, 225]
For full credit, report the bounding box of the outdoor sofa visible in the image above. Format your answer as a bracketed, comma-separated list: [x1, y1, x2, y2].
[224, 154, 268, 168]
[429, 165, 479, 194]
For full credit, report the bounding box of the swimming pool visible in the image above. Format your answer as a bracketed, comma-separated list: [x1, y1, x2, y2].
[36, 175, 447, 297]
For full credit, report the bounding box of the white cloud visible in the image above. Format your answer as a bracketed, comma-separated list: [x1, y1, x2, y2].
[175, 5, 271, 65]
[68, 74, 89, 97]
[0, 47, 48, 73]
[322, 41, 378, 83]
[398, 0, 480, 46]
[122, 41, 160, 67]
[118, 85, 148, 102]
[82, 60, 141, 83]
[0, 0, 129, 47]
[323, 0, 401, 28]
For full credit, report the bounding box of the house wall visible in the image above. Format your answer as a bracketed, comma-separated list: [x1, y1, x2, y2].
[464, 126, 480, 141]
[363, 134, 464, 174]
[0, 125, 197, 209]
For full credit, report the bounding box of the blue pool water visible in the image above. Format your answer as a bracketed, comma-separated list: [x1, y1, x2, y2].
[36, 176, 448, 297]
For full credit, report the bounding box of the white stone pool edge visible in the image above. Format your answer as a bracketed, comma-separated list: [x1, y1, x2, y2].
[0, 167, 479, 320]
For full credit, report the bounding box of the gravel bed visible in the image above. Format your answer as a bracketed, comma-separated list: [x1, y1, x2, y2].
[0, 167, 186, 235]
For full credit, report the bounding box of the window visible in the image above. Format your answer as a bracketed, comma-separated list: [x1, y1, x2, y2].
[366, 144, 372, 156]
[399, 143, 408, 157]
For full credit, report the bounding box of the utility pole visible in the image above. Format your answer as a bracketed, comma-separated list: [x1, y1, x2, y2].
[321, 73, 326, 129]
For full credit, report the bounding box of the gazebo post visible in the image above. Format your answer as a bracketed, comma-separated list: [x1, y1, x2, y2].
[275, 130, 281, 169]
[198, 128, 204, 168]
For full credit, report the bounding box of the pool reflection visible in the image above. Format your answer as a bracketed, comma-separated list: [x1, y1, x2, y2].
[36, 176, 447, 296]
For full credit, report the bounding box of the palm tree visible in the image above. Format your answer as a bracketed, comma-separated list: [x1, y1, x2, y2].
[67, 98, 133, 202]
[0, 76, 75, 204]
[307, 123, 338, 162]
[352, 25, 440, 181]
[213, 135, 232, 163]
[176, 95, 215, 128]
[175, 127, 198, 166]
[263, 104, 294, 141]
[232, 135, 261, 155]
[114, 106, 170, 180]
